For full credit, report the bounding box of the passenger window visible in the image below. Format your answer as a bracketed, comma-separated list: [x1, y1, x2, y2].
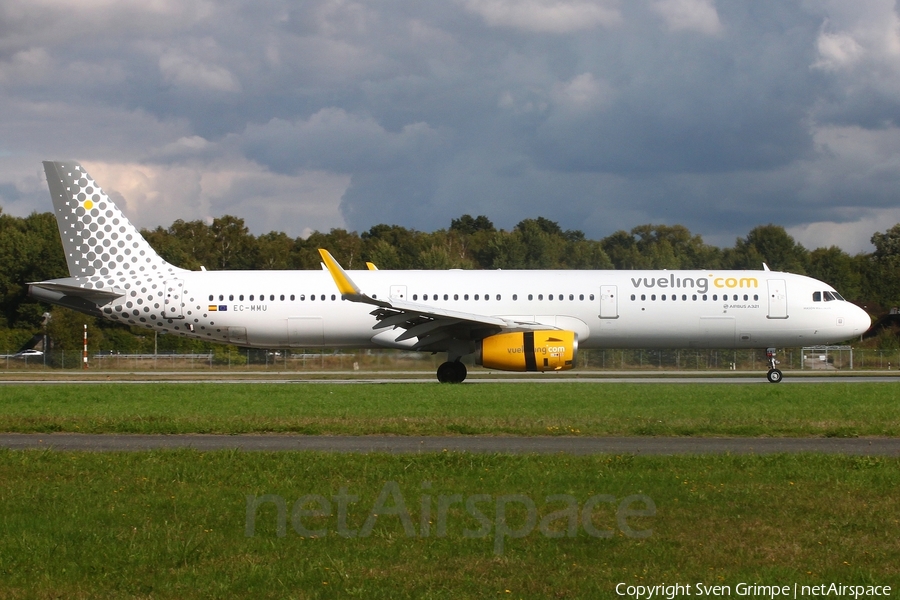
[485, 294, 489, 301]
[250, 295, 255, 301]
[280, 295, 285, 301]
[300, 294, 305, 301]
[662, 294, 667, 301]
[641, 294, 646, 301]
[651, 294, 656, 301]
[754, 294, 758, 301]
[549, 294, 554, 301]
[712, 294, 717, 301]
[218, 294, 223, 301]
[454, 294, 458, 300]
[512, 294, 517, 300]
[229, 295, 234, 301]
[702, 294, 707, 301]
[331, 294, 336, 301]
[208, 295, 213, 301]
[589, 294, 595, 301]
[240, 295, 244, 301]
[474, 294, 479, 300]
[630, 294, 636, 301]
[692, 294, 697, 301]
[538, 294, 543, 300]
[464, 294, 469, 300]
[579, 294, 584, 301]
[413, 294, 418, 301]
[310, 295, 315, 301]
[496, 294, 501, 301]
[743, 294, 748, 301]
[528, 294, 533, 301]
[443, 294, 448, 300]
[290, 295, 294, 301]
[682, 294, 687, 301]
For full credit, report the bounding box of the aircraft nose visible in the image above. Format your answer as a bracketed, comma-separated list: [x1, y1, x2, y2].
[850, 305, 871, 335]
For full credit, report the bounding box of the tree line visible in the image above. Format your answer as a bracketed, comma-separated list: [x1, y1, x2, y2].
[2, 206, 900, 355]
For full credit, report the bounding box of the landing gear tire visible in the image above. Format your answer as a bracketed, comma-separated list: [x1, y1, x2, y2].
[765, 347, 782, 383]
[437, 361, 467, 383]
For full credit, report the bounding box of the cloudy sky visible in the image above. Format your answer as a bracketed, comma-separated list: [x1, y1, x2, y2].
[2, 0, 900, 253]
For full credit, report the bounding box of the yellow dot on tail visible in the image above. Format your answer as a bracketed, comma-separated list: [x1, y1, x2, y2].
[84, 200, 93, 210]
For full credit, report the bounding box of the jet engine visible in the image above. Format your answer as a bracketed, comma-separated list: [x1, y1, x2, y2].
[478, 330, 578, 372]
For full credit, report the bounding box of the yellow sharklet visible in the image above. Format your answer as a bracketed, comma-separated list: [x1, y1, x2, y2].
[318, 249, 360, 296]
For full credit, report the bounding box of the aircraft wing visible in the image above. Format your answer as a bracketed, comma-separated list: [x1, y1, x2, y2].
[318, 249, 554, 350]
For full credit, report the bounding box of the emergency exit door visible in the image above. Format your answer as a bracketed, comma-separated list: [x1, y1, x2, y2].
[599, 285, 618, 319]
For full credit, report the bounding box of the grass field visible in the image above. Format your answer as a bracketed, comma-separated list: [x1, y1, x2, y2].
[2, 383, 899, 597]
[0, 382, 898, 436]
[0, 450, 898, 599]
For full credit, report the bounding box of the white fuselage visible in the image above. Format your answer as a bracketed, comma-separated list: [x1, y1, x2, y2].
[137, 268, 869, 350]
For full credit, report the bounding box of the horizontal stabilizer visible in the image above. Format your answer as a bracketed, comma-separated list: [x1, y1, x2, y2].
[29, 278, 126, 304]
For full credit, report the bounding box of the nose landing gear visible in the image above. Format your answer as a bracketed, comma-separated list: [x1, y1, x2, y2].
[766, 348, 782, 383]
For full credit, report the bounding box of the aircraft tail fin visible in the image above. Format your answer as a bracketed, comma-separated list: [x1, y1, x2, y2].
[42, 161, 182, 280]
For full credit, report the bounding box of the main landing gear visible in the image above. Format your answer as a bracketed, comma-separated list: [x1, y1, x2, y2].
[766, 348, 782, 383]
[437, 360, 467, 383]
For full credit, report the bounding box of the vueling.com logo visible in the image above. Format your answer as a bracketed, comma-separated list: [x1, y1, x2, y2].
[630, 275, 760, 295]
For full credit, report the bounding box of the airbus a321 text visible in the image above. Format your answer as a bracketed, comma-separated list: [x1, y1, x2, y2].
[30, 161, 870, 383]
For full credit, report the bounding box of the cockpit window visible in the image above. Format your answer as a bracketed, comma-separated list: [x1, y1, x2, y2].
[813, 290, 846, 302]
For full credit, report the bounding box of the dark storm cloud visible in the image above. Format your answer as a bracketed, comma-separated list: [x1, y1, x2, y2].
[2, 0, 900, 252]
[532, 2, 825, 174]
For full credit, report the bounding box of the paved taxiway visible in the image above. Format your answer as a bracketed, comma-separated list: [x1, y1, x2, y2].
[2, 434, 898, 455]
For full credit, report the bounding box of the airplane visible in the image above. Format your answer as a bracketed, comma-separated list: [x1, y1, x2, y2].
[0, 349, 44, 359]
[29, 161, 871, 383]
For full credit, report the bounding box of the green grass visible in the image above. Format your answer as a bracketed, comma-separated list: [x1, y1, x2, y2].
[0, 450, 897, 598]
[0, 382, 899, 436]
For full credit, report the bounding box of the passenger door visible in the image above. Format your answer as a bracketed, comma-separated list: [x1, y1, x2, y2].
[163, 279, 185, 319]
[767, 279, 788, 319]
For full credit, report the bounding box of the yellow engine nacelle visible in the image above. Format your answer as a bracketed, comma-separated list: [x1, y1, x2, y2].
[478, 330, 578, 372]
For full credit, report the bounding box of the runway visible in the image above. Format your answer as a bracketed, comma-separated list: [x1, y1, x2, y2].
[2, 433, 899, 455]
[1, 373, 899, 384]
